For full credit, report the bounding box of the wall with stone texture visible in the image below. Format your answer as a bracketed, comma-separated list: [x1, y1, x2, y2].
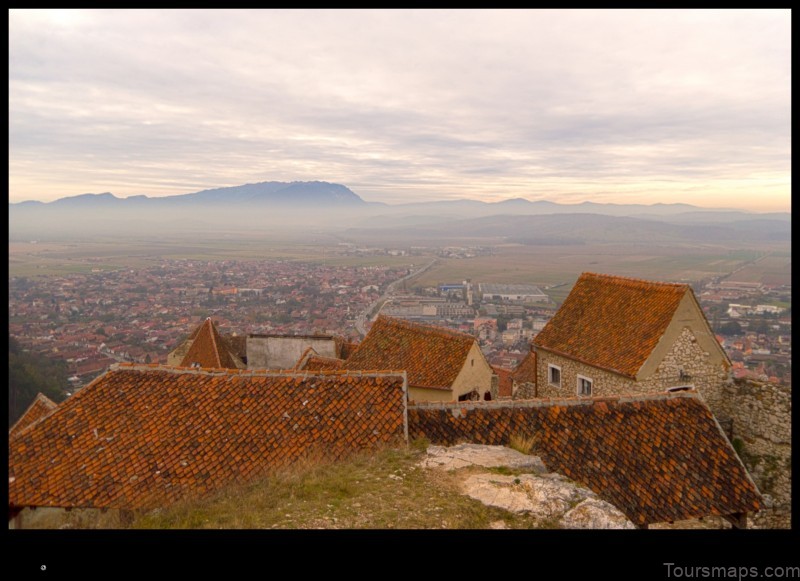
[513, 381, 536, 400]
[535, 327, 729, 419]
[717, 379, 791, 529]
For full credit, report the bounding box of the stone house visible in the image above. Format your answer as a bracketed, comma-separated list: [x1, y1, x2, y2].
[344, 315, 496, 402]
[532, 273, 731, 417]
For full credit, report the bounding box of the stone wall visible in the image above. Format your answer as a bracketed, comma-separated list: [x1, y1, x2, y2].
[717, 379, 792, 529]
[640, 327, 729, 416]
[535, 327, 729, 418]
[513, 381, 536, 400]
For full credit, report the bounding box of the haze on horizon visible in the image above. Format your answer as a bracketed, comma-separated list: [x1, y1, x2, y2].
[9, 9, 791, 213]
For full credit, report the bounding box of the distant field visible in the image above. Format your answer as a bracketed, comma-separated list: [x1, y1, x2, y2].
[727, 255, 792, 286]
[9, 236, 788, 288]
[8, 238, 425, 277]
[410, 244, 770, 289]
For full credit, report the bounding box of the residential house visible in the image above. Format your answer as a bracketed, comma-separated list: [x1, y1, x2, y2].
[532, 273, 731, 416]
[344, 315, 495, 402]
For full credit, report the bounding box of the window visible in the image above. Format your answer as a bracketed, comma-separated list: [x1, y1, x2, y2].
[577, 375, 592, 396]
[548, 364, 561, 388]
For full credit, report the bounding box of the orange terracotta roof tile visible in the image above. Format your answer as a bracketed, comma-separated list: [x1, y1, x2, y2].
[408, 393, 763, 526]
[9, 393, 59, 439]
[179, 318, 244, 370]
[294, 347, 344, 371]
[511, 349, 537, 385]
[533, 272, 689, 378]
[344, 316, 475, 390]
[9, 364, 407, 511]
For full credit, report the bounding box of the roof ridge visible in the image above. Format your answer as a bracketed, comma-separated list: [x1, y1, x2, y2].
[111, 363, 406, 378]
[581, 271, 689, 290]
[376, 315, 474, 342]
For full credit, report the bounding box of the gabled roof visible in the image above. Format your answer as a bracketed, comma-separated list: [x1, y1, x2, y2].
[511, 349, 537, 385]
[9, 393, 58, 439]
[533, 273, 690, 378]
[408, 393, 763, 526]
[9, 364, 407, 511]
[294, 347, 344, 371]
[179, 318, 244, 370]
[344, 316, 476, 390]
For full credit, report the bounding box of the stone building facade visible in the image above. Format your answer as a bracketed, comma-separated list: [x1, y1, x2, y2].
[536, 327, 729, 417]
[532, 273, 730, 417]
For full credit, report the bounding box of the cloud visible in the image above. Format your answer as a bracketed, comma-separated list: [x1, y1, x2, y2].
[8, 9, 791, 211]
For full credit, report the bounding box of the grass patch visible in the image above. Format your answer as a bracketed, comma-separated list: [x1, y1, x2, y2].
[129, 444, 552, 529]
[508, 432, 540, 455]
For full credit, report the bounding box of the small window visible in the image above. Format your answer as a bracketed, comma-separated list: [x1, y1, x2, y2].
[577, 375, 592, 396]
[548, 364, 561, 388]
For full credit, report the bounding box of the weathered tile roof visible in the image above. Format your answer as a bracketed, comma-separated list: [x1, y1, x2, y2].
[224, 334, 248, 362]
[333, 336, 359, 360]
[179, 318, 244, 370]
[511, 349, 537, 385]
[294, 347, 345, 371]
[9, 393, 58, 439]
[533, 272, 689, 378]
[344, 316, 476, 390]
[492, 366, 514, 398]
[408, 393, 763, 526]
[9, 364, 407, 511]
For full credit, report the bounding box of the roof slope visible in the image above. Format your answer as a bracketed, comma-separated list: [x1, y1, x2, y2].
[408, 393, 763, 526]
[9, 393, 58, 438]
[533, 272, 689, 378]
[9, 364, 407, 511]
[344, 316, 476, 390]
[179, 318, 243, 369]
[511, 349, 537, 385]
[294, 347, 345, 371]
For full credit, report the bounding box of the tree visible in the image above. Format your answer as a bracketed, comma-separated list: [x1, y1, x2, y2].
[9, 336, 68, 426]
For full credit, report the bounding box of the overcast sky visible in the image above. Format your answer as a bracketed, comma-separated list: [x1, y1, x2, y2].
[9, 9, 791, 211]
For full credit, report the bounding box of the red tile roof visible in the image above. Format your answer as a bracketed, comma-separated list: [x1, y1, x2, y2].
[492, 366, 514, 398]
[533, 273, 689, 378]
[179, 318, 243, 370]
[408, 393, 763, 526]
[9, 364, 407, 511]
[9, 393, 58, 439]
[294, 347, 345, 371]
[344, 316, 476, 390]
[511, 349, 537, 385]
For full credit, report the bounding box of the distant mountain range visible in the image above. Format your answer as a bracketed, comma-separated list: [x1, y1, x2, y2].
[13, 181, 366, 208]
[8, 180, 791, 244]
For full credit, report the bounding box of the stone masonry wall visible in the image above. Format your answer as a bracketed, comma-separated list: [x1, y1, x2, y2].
[717, 379, 791, 528]
[536, 327, 729, 419]
[639, 327, 729, 417]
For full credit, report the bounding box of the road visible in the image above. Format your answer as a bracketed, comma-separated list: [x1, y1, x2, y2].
[355, 259, 437, 336]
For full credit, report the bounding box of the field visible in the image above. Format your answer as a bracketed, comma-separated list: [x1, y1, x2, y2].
[726, 253, 792, 286]
[409, 244, 775, 289]
[8, 235, 426, 278]
[9, 234, 789, 293]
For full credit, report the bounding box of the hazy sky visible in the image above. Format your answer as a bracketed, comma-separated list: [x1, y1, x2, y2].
[9, 9, 791, 211]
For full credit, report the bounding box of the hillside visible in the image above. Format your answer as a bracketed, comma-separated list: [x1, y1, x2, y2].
[8, 336, 68, 426]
